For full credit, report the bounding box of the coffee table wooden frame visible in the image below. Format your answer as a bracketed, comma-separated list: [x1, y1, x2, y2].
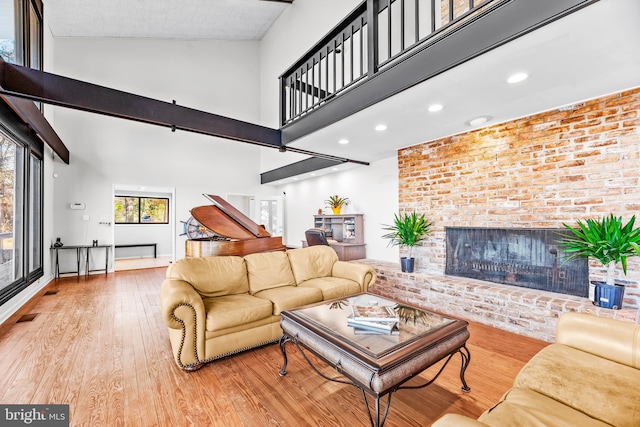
[278, 293, 471, 427]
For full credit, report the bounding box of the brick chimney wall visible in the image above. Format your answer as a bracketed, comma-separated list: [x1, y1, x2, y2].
[396, 87, 640, 311]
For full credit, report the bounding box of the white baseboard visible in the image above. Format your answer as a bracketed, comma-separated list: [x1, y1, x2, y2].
[0, 275, 54, 326]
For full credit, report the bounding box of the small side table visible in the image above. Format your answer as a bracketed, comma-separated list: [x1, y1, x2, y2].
[51, 244, 112, 278]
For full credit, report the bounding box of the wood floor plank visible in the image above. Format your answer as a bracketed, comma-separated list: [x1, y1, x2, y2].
[0, 267, 548, 426]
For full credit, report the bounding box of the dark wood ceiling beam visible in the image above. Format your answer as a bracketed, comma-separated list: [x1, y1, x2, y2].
[0, 59, 282, 148]
[0, 90, 70, 163]
[0, 58, 371, 179]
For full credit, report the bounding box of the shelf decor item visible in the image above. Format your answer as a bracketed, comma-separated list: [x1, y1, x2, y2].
[559, 214, 640, 309]
[325, 195, 350, 215]
[382, 212, 433, 273]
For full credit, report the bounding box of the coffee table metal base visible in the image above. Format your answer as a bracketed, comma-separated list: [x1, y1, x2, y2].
[278, 333, 471, 427]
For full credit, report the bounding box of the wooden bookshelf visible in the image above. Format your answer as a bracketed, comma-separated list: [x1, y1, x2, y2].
[313, 214, 365, 261]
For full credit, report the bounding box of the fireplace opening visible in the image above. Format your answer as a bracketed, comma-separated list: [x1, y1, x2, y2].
[445, 227, 588, 297]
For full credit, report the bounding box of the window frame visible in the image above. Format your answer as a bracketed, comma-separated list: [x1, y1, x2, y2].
[114, 196, 170, 225]
[0, 103, 44, 307]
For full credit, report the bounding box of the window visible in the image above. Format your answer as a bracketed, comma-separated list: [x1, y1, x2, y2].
[28, 153, 42, 275]
[0, 131, 24, 287]
[0, 0, 43, 307]
[0, 0, 23, 64]
[260, 200, 278, 234]
[0, 0, 42, 69]
[0, 119, 42, 306]
[28, 0, 41, 70]
[114, 196, 169, 224]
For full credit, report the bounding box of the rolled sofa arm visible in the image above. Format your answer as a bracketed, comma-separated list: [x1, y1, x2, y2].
[555, 311, 640, 368]
[160, 279, 207, 369]
[432, 414, 490, 427]
[332, 261, 376, 292]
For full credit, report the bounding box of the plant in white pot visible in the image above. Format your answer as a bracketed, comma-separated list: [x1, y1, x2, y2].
[559, 214, 640, 309]
[382, 212, 433, 273]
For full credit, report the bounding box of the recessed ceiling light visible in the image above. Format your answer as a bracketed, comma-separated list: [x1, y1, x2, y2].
[309, 173, 316, 176]
[332, 167, 339, 171]
[293, 177, 298, 180]
[338, 139, 349, 144]
[466, 115, 492, 127]
[428, 104, 444, 112]
[507, 72, 528, 84]
[375, 124, 387, 131]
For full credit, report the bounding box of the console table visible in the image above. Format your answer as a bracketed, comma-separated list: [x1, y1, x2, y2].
[51, 244, 111, 278]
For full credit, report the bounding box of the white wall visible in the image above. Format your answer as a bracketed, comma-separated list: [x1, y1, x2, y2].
[47, 3, 402, 273]
[279, 157, 399, 262]
[259, 0, 362, 129]
[259, 0, 400, 263]
[50, 38, 280, 265]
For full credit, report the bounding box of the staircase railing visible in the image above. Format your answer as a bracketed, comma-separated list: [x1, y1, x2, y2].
[279, 0, 500, 127]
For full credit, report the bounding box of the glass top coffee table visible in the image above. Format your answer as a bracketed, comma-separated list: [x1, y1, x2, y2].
[278, 293, 470, 427]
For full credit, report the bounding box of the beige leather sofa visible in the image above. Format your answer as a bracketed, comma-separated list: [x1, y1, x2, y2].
[433, 312, 640, 427]
[160, 245, 376, 370]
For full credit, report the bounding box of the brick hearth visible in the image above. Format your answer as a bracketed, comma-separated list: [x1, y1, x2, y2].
[361, 259, 638, 343]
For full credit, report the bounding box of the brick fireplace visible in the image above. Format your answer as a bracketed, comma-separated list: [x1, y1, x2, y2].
[369, 87, 640, 341]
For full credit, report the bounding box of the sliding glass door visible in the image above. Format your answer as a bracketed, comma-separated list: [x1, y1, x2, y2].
[0, 125, 42, 304]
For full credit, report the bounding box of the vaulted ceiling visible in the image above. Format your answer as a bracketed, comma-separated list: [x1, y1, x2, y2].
[42, 0, 640, 183]
[45, 0, 291, 40]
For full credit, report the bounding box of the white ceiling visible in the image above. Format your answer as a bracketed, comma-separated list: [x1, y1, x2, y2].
[45, 0, 290, 40]
[44, 0, 640, 183]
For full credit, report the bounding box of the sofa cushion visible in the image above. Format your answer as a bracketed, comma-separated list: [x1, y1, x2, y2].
[254, 286, 322, 315]
[166, 256, 248, 297]
[287, 246, 338, 284]
[244, 251, 296, 295]
[202, 294, 274, 331]
[478, 387, 611, 427]
[514, 343, 640, 427]
[299, 277, 361, 300]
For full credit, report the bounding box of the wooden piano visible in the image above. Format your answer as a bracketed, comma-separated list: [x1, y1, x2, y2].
[185, 194, 287, 257]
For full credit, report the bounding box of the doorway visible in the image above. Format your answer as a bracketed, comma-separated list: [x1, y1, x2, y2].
[112, 184, 175, 271]
[226, 194, 283, 237]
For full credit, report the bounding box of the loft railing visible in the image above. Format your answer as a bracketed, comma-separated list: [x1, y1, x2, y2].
[279, 0, 500, 127]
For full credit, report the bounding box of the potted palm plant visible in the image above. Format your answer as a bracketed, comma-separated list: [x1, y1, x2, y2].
[325, 195, 350, 215]
[382, 212, 433, 273]
[559, 214, 640, 309]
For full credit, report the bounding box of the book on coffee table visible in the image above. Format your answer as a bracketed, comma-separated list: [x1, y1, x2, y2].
[351, 305, 399, 322]
[347, 315, 399, 333]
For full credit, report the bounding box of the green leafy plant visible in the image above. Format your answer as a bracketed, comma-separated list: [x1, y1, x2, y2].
[382, 212, 433, 259]
[325, 195, 350, 208]
[559, 214, 640, 285]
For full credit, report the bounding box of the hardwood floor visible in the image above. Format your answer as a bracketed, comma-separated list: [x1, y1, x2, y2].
[0, 269, 548, 426]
